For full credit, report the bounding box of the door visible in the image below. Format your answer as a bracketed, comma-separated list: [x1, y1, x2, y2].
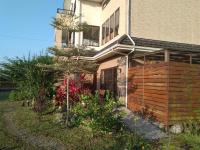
[100, 67, 117, 97]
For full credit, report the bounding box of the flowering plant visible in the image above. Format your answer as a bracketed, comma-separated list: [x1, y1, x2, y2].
[55, 74, 91, 106]
[55, 78, 67, 106]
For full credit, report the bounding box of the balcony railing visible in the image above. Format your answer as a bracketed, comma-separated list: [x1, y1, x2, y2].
[57, 8, 74, 16]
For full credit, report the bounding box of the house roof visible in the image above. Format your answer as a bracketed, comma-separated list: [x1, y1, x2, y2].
[120, 36, 200, 53]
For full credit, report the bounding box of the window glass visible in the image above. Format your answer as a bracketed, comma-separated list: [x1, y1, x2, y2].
[102, 0, 110, 9]
[83, 25, 99, 47]
[105, 19, 110, 43]
[110, 14, 114, 40]
[115, 8, 120, 36]
[62, 30, 72, 48]
[102, 23, 106, 45]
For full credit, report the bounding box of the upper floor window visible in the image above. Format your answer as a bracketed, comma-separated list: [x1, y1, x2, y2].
[62, 30, 72, 48]
[102, 0, 111, 9]
[102, 23, 106, 45]
[102, 8, 120, 45]
[110, 14, 114, 40]
[115, 8, 120, 36]
[83, 25, 100, 47]
[105, 19, 110, 43]
[70, 0, 77, 13]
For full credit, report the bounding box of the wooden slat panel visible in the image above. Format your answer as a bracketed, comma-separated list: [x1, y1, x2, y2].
[128, 62, 169, 124]
[168, 62, 200, 124]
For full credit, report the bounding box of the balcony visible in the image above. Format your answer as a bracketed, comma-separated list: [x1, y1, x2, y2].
[82, 0, 103, 3]
[57, 8, 74, 16]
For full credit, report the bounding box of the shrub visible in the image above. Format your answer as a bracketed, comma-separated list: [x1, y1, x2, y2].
[1, 55, 55, 106]
[111, 132, 153, 150]
[9, 90, 21, 101]
[182, 120, 200, 135]
[69, 91, 123, 133]
[54, 74, 91, 107]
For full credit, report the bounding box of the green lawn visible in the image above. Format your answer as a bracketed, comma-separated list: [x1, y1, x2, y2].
[0, 101, 35, 149]
[1, 100, 200, 149]
[0, 101, 156, 150]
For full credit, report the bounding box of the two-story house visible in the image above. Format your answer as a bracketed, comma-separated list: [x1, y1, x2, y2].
[55, 0, 200, 125]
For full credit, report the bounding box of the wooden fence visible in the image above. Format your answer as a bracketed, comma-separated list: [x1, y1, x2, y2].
[128, 62, 200, 125]
[168, 62, 200, 124]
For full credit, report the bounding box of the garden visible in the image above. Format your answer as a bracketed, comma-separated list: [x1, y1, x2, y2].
[0, 52, 156, 149]
[1, 13, 200, 150]
[1, 51, 200, 150]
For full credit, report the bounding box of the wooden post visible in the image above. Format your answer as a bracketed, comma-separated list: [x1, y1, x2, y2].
[164, 50, 170, 62]
[189, 54, 192, 64]
[142, 55, 145, 107]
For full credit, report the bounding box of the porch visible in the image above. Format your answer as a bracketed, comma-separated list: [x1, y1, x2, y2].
[128, 49, 200, 126]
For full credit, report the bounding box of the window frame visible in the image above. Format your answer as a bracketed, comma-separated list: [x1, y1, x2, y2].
[101, 8, 120, 45]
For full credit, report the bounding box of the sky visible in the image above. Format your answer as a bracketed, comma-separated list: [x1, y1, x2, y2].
[0, 0, 63, 62]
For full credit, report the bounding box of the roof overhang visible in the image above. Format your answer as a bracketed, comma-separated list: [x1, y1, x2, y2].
[77, 34, 200, 62]
[78, 34, 164, 61]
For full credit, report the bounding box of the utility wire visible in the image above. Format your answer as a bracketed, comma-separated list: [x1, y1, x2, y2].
[0, 34, 54, 43]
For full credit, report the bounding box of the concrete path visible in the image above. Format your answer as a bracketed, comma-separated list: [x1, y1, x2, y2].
[120, 107, 168, 140]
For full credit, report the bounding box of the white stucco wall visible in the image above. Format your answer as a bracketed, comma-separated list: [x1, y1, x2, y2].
[81, 1, 101, 26]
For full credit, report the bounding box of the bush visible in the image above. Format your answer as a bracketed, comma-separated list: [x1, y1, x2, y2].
[111, 132, 153, 150]
[182, 120, 200, 135]
[69, 91, 123, 133]
[9, 90, 19, 101]
[1, 55, 55, 108]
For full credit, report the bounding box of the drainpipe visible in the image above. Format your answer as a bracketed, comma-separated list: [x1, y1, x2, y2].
[125, 34, 135, 108]
[124, 0, 135, 108]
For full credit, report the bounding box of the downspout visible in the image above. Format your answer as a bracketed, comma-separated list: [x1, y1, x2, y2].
[125, 0, 135, 108]
[125, 35, 135, 108]
[78, 0, 82, 45]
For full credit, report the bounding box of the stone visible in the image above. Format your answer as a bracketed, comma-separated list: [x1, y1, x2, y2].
[159, 123, 165, 129]
[169, 124, 183, 134]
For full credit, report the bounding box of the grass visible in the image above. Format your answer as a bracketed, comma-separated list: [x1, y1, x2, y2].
[159, 132, 200, 150]
[11, 102, 148, 150]
[0, 100, 156, 150]
[0, 101, 35, 149]
[2, 100, 200, 149]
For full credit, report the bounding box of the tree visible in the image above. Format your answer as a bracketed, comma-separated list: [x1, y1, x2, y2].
[43, 12, 99, 125]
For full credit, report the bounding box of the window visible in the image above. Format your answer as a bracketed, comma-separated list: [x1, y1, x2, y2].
[62, 30, 72, 48]
[115, 8, 120, 36]
[110, 14, 114, 40]
[83, 25, 100, 47]
[102, 23, 106, 45]
[102, 0, 110, 9]
[105, 19, 110, 43]
[101, 8, 120, 45]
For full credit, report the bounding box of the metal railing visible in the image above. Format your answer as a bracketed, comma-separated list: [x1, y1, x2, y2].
[57, 8, 74, 16]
